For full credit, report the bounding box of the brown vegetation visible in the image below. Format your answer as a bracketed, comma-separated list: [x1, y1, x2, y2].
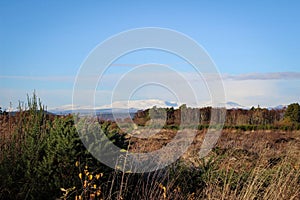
[1, 97, 299, 199]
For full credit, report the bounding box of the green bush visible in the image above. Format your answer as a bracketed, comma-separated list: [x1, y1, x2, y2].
[0, 93, 128, 199]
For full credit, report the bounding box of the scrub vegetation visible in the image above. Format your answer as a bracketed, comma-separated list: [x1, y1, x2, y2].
[0, 94, 299, 199]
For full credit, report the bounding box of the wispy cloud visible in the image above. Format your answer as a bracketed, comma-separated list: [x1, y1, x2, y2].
[1, 71, 300, 108]
[2, 70, 300, 82]
[0, 75, 75, 82]
[223, 72, 300, 80]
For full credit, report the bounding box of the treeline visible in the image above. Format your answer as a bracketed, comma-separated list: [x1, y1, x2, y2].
[133, 103, 300, 130]
[1, 94, 299, 199]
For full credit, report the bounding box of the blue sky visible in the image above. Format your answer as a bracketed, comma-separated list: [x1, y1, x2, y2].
[1, 0, 300, 109]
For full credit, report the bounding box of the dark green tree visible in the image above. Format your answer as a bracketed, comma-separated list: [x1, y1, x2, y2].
[284, 103, 300, 123]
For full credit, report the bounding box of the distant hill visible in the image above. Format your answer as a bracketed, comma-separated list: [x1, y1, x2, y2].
[224, 101, 247, 109]
[49, 99, 287, 121]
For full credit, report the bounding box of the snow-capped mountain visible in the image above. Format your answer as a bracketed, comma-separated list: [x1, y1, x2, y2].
[225, 101, 248, 109]
[49, 99, 290, 116]
[50, 99, 179, 115]
[96, 99, 179, 110]
[50, 99, 251, 114]
[267, 105, 286, 110]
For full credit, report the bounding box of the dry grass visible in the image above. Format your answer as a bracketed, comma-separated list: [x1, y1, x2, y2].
[1, 112, 299, 199]
[125, 129, 300, 200]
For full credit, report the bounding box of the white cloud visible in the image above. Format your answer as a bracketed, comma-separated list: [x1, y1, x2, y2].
[0, 75, 75, 82]
[223, 72, 300, 81]
[223, 80, 277, 107]
[1, 71, 300, 109]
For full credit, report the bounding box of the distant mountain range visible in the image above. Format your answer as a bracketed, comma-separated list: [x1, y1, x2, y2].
[49, 99, 177, 119]
[50, 99, 178, 115]
[224, 101, 247, 109]
[269, 105, 286, 110]
[49, 99, 286, 116]
[2, 99, 285, 115]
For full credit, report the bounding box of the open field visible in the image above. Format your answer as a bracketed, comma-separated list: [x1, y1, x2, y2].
[0, 98, 299, 199]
